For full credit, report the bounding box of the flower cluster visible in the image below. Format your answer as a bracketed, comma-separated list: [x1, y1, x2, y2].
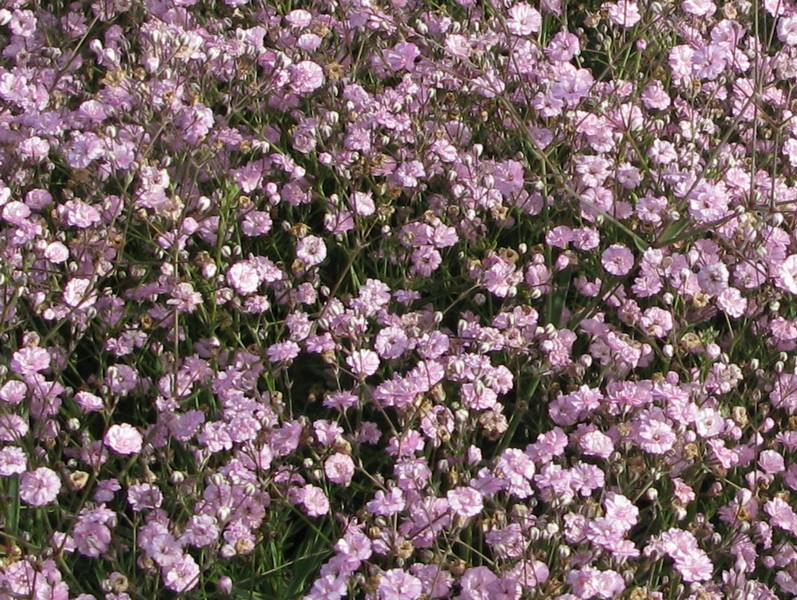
[2, 0, 797, 599]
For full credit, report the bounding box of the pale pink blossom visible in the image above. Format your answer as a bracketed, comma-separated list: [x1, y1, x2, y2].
[63, 278, 97, 309]
[604, 0, 642, 27]
[682, 0, 714, 16]
[378, 569, 423, 600]
[74, 391, 104, 412]
[227, 261, 261, 295]
[779, 14, 797, 46]
[507, 3, 542, 36]
[290, 61, 324, 94]
[104, 423, 144, 455]
[296, 235, 327, 267]
[346, 349, 380, 378]
[325, 453, 356, 486]
[601, 244, 635, 276]
[777, 255, 797, 294]
[447, 486, 484, 518]
[20, 467, 61, 506]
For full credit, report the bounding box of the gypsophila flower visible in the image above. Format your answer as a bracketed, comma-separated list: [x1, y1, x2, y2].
[325, 453, 356, 486]
[346, 349, 380, 378]
[267, 341, 300, 364]
[290, 61, 325, 94]
[162, 554, 200, 593]
[104, 423, 144, 455]
[507, 3, 542, 35]
[378, 569, 423, 600]
[296, 235, 327, 267]
[167, 283, 203, 313]
[20, 467, 61, 506]
[779, 14, 797, 46]
[601, 244, 635, 276]
[63, 278, 97, 308]
[604, 0, 642, 27]
[297, 484, 330, 517]
[128, 483, 163, 512]
[777, 255, 797, 294]
[74, 391, 104, 412]
[447, 486, 484, 518]
[0, 446, 27, 476]
[227, 261, 261, 295]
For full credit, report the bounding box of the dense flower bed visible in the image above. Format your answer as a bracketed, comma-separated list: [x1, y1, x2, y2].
[2, 0, 797, 598]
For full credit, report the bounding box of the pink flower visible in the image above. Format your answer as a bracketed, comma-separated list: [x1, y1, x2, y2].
[765, 497, 797, 534]
[0, 446, 27, 476]
[604, 0, 642, 27]
[640, 307, 673, 338]
[298, 484, 330, 517]
[10, 347, 50, 376]
[673, 479, 696, 505]
[604, 492, 639, 529]
[44, 241, 69, 263]
[267, 341, 300, 364]
[0, 380, 26, 405]
[378, 569, 423, 600]
[227, 261, 261, 295]
[296, 235, 327, 267]
[74, 391, 104, 412]
[162, 554, 200, 593]
[181, 515, 220, 548]
[367, 488, 406, 516]
[383, 42, 420, 72]
[323, 391, 359, 411]
[104, 423, 144, 455]
[777, 255, 797, 294]
[717, 287, 747, 318]
[759, 449, 785, 474]
[63, 278, 97, 308]
[325, 453, 356, 486]
[447, 486, 483, 518]
[507, 3, 542, 35]
[346, 349, 380, 378]
[579, 430, 614, 459]
[177, 104, 213, 144]
[128, 482, 163, 512]
[375, 326, 411, 360]
[349, 191, 375, 216]
[290, 61, 324, 94]
[16, 135, 50, 163]
[601, 244, 634, 276]
[673, 548, 713, 582]
[779, 14, 797, 46]
[20, 467, 61, 506]
[568, 565, 615, 598]
[459, 567, 497, 598]
[1, 201, 30, 225]
[642, 81, 674, 109]
[682, 0, 715, 16]
[688, 181, 729, 223]
[636, 418, 676, 454]
[167, 283, 202, 313]
[61, 199, 101, 228]
[0, 414, 29, 441]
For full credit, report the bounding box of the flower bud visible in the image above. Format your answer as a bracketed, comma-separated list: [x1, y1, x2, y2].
[219, 576, 233, 595]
